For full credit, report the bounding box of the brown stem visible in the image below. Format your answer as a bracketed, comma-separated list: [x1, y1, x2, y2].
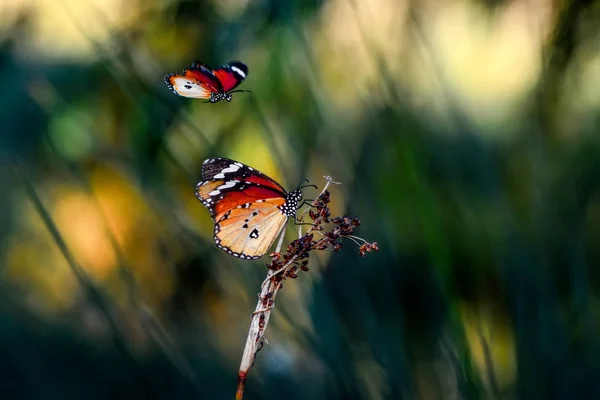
[235, 255, 295, 399]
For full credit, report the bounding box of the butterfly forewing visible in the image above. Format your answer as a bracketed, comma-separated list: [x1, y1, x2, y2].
[212, 61, 248, 92]
[186, 63, 223, 92]
[200, 158, 287, 194]
[197, 180, 286, 220]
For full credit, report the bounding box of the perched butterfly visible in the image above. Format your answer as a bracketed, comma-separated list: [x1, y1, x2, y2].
[164, 60, 250, 103]
[196, 157, 312, 260]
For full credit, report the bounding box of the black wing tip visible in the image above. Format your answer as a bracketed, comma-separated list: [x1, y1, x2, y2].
[202, 157, 219, 164]
[227, 61, 248, 75]
[203, 156, 231, 164]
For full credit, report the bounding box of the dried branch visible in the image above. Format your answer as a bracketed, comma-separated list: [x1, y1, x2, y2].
[235, 176, 378, 399]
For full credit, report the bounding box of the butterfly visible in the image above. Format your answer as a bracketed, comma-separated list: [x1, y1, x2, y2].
[196, 157, 313, 260]
[164, 60, 250, 103]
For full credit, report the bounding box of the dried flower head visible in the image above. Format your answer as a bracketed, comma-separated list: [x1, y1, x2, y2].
[265, 188, 378, 281]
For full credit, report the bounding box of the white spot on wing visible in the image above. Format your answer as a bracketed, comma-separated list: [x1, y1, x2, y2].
[209, 190, 220, 196]
[231, 67, 246, 78]
[213, 173, 225, 179]
[221, 164, 240, 174]
[217, 181, 238, 190]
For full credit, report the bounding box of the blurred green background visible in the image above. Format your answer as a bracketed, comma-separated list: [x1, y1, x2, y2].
[1, 0, 600, 398]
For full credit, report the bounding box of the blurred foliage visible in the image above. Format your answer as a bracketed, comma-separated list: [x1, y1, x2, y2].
[1, 0, 600, 398]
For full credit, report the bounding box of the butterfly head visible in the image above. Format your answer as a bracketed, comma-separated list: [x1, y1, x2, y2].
[281, 190, 302, 217]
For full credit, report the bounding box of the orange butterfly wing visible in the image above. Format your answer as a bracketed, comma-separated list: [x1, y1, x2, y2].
[195, 157, 296, 259]
[164, 62, 222, 99]
[214, 200, 288, 259]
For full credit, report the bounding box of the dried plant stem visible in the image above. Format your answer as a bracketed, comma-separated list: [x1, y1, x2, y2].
[235, 230, 291, 400]
[235, 176, 339, 400]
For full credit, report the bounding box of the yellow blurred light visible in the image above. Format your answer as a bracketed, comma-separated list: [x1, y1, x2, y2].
[0, 0, 29, 36]
[52, 185, 119, 281]
[459, 302, 517, 391]
[310, 0, 552, 136]
[227, 119, 286, 187]
[4, 163, 178, 317]
[4, 189, 92, 313]
[89, 165, 175, 308]
[15, 0, 138, 61]
[5, 230, 79, 313]
[416, 0, 548, 131]
[310, 0, 409, 110]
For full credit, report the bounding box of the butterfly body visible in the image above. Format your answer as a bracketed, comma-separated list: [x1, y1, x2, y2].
[196, 157, 302, 259]
[165, 61, 249, 103]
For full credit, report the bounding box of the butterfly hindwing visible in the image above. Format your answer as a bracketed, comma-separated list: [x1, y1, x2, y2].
[212, 61, 248, 92]
[214, 200, 288, 259]
[165, 73, 212, 99]
[164, 62, 222, 99]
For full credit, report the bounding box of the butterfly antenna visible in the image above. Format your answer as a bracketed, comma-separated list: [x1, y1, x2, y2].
[295, 179, 309, 191]
[296, 179, 318, 192]
[229, 89, 253, 95]
[298, 184, 318, 191]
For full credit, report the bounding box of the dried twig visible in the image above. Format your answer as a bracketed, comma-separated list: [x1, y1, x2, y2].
[235, 176, 378, 399]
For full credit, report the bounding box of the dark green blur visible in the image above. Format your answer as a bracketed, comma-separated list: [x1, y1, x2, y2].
[0, 0, 599, 399]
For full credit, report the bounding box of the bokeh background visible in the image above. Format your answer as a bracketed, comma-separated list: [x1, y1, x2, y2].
[1, 0, 600, 398]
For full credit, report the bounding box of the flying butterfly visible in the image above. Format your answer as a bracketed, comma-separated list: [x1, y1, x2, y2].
[196, 157, 313, 260]
[164, 60, 250, 103]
